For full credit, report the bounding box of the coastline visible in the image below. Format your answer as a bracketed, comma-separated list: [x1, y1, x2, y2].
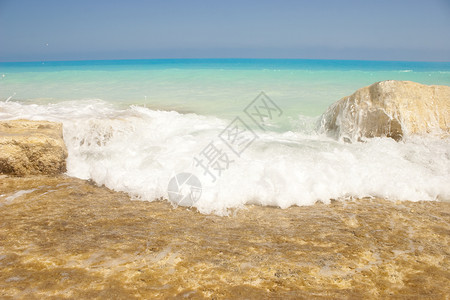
[1, 175, 449, 298]
[1, 78, 449, 297]
[1, 0, 449, 297]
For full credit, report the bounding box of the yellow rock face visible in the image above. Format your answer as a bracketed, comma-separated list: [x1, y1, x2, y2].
[0, 120, 68, 175]
[319, 80, 450, 142]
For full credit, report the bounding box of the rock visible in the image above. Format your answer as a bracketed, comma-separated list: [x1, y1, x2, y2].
[1, 175, 450, 298]
[318, 80, 450, 142]
[0, 120, 67, 175]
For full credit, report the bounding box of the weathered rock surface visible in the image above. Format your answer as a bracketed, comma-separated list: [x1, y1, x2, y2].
[319, 80, 450, 142]
[1, 175, 449, 298]
[0, 120, 67, 175]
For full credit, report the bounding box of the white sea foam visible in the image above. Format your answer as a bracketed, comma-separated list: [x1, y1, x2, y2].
[1, 100, 449, 215]
[1, 188, 38, 206]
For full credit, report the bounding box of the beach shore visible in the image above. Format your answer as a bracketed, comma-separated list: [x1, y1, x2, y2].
[1, 175, 449, 299]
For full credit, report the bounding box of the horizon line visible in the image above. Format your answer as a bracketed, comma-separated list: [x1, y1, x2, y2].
[1, 57, 450, 64]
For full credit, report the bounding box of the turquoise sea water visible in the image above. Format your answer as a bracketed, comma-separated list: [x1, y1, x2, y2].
[1, 59, 449, 214]
[1, 59, 449, 119]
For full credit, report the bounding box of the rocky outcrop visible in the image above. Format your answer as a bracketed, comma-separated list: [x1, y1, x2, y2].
[319, 80, 450, 142]
[0, 120, 67, 175]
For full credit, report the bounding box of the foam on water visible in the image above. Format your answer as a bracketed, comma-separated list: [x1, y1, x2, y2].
[1, 100, 449, 215]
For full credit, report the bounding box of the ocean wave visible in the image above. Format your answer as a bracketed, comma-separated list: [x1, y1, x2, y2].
[1, 100, 449, 214]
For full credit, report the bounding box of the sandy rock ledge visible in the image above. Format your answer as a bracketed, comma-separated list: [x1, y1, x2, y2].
[0, 120, 68, 175]
[0, 176, 449, 298]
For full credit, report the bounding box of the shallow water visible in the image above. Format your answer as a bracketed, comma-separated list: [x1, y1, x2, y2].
[1, 59, 449, 214]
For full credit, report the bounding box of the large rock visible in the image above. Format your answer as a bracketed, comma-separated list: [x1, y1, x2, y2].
[0, 120, 67, 175]
[318, 80, 450, 142]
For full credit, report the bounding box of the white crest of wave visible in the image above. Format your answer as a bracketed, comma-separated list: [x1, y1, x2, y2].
[1, 100, 449, 215]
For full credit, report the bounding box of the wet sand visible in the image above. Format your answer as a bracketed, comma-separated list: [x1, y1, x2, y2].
[0, 175, 449, 299]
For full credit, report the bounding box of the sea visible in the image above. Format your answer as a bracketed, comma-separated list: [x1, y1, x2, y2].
[0, 59, 449, 214]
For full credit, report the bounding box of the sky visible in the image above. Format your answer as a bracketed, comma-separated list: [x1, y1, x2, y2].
[0, 0, 449, 62]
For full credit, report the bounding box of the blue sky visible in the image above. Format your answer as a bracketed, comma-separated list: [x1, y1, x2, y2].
[0, 0, 449, 62]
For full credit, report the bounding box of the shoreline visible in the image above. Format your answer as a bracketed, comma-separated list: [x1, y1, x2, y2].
[1, 175, 449, 298]
[1, 78, 449, 297]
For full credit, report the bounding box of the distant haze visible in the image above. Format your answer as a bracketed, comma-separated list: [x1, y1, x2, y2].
[0, 0, 449, 62]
